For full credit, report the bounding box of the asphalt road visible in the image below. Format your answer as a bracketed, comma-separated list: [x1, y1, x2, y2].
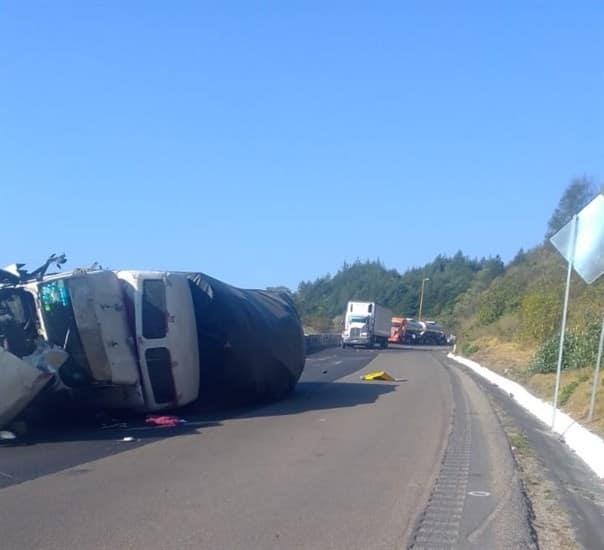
[0, 347, 534, 549]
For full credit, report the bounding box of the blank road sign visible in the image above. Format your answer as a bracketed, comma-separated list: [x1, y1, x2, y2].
[550, 194, 604, 284]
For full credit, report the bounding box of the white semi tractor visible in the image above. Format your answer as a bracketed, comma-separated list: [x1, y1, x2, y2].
[341, 301, 392, 349]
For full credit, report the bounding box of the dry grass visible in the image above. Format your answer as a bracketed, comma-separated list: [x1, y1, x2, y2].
[467, 336, 535, 384]
[524, 370, 604, 436]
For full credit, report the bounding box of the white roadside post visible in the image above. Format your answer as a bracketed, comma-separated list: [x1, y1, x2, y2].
[550, 194, 604, 430]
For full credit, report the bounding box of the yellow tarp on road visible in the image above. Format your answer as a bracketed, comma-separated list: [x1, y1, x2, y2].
[360, 371, 396, 382]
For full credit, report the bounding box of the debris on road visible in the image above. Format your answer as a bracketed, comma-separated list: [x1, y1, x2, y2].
[145, 415, 184, 428]
[361, 371, 396, 381]
[121, 436, 136, 442]
[0, 430, 17, 441]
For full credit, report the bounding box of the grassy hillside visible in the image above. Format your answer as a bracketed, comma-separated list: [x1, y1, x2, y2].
[455, 244, 604, 435]
[452, 178, 604, 435]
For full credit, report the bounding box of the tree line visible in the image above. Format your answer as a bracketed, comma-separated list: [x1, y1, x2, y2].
[293, 254, 504, 331]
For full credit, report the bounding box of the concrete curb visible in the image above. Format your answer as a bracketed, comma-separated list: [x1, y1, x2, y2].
[447, 352, 604, 479]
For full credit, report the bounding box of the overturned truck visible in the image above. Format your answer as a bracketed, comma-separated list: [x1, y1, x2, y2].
[0, 258, 305, 428]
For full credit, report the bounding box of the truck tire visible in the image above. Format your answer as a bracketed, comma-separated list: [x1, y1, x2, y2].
[380, 338, 388, 349]
[366, 338, 374, 349]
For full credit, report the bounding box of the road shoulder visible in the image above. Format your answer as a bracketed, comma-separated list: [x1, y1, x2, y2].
[448, 355, 604, 550]
[410, 352, 536, 549]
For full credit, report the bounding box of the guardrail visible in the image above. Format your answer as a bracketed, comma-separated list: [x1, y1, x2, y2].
[304, 333, 341, 354]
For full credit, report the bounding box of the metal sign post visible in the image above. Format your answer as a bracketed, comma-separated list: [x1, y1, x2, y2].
[551, 216, 578, 429]
[588, 314, 604, 422]
[549, 194, 604, 430]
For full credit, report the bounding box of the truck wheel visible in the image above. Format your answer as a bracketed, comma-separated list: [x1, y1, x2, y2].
[366, 338, 374, 349]
[380, 338, 388, 349]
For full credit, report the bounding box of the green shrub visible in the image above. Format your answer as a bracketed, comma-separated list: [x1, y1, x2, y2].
[475, 279, 519, 326]
[460, 342, 480, 355]
[529, 323, 600, 374]
[519, 287, 562, 343]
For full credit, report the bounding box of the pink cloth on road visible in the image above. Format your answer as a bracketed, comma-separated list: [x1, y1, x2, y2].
[145, 415, 182, 428]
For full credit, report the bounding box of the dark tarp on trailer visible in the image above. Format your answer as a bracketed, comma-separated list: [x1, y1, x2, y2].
[186, 273, 305, 406]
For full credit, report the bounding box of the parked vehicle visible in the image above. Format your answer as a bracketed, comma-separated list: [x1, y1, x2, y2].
[341, 301, 392, 349]
[388, 317, 448, 345]
[418, 321, 448, 345]
[388, 317, 423, 344]
[389, 316, 405, 343]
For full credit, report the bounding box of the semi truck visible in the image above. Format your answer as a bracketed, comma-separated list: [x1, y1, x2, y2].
[341, 301, 392, 349]
[0, 258, 306, 427]
[388, 317, 406, 344]
[388, 317, 448, 345]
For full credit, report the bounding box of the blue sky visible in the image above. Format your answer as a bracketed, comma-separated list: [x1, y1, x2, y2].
[1, 2, 602, 289]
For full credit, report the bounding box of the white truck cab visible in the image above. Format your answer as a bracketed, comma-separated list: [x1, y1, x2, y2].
[341, 301, 392, 349]
[18, 269, 200, 412]
[117, 271, 200, 410]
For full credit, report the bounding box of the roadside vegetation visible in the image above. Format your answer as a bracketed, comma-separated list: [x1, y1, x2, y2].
[293, 177, 604, 435]
[454, 178, 604, 436]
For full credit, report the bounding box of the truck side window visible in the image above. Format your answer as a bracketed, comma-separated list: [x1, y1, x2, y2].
[142, 280, 167, 339]
[368, 304, 373, 312]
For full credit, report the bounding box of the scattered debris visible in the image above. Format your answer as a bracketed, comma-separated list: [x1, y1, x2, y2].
[361, 371, 396, 382]
[145, 415, 185, 428]
[0, 430, 17, 440]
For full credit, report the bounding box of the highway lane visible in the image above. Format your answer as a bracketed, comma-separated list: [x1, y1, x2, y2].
[0, 347, 378, 490]
[0, 348, 534, 549]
